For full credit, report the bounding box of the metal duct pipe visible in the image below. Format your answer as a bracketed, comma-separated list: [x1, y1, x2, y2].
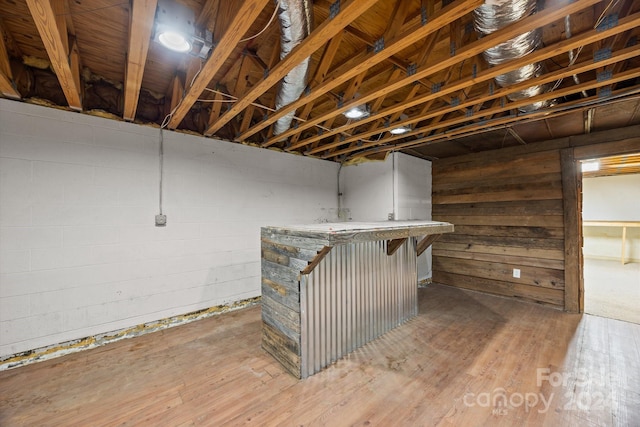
[474, 0, 553, 112]
[273, 0, 313, 136]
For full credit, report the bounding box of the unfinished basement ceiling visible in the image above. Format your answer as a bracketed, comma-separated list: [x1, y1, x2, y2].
[0, 0, 639, 162]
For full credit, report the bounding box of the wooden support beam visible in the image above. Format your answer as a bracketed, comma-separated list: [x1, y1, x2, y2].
[196, 0, 220, 31]
[290, 33, 345, 145]
[387, 238, 407, 256]
[318, 33, 640, 157]
[297, 0, 609, 154]
[584, 108, 595, 135]
[247, 0, 482, 145]
[508, 127, 527, 145]
[0, 21, 20, 99]
[265, 0, 600, 150]
[167, 0, 270, 129]
[206, 91, 224, 128]
[417, 235, 441, 256]
[360, 83, 640, 159]
[206, 0, 381, 137]
[26, 0, 82, 110]
[560, 148, 582, 313]
[301, 246, 332, 275]
[123, 0, 157, 121]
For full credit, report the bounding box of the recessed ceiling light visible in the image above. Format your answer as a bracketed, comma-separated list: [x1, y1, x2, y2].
[158, 30, 192, 52]
[344, 106, 368, 119]
[390, 126, 411, 135]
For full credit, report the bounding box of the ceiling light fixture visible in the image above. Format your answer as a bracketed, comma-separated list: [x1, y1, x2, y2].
[389, 114, 411, 135]
[154, 0, 213, 58]
[158, 30, 192, 52]
[390, 125, 411, 135]
[344, 106, 369, 119]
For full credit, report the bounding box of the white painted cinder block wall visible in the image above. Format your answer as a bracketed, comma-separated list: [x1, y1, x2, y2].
[583, 174, 640, 261]
[0, 99, 339, 357]
[341, 152, 433, 280]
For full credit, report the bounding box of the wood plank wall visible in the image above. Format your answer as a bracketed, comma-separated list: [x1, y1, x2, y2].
[432, 150, 566, 307]
[431, 124, 640, 311]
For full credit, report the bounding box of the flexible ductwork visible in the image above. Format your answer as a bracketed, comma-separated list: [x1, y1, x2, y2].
[273, 0, 313, 136]
[474, 0, 553, 112]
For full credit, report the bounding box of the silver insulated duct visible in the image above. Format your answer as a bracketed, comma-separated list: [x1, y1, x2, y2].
[274, 0, 313, 136]
[474, 0, 553, 112]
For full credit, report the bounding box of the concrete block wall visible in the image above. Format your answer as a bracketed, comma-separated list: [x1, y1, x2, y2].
[0, 99, 339, 357]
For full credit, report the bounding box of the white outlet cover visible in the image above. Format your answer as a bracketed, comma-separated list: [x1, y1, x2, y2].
[513, 268, 521, 278]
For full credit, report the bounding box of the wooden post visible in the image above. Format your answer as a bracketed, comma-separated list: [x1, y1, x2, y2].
[560, 148, 582, 313]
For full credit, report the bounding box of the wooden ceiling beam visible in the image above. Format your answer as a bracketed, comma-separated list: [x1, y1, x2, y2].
[123, 0, 157, 121]
[263, 0, 598, 149]
[350, 84, 640, 160]
[331, 67, 640, 159]
[301, 10, 640, 154]
[0, 21, 20, 99]
[167, 0, 270, 129]
[206, 91, 225, 128]
[26, 0, 82, 110]
[290, 32, 345, 145]
[327, 55, 640, 158]
[246, 0, 481, 145]
[197, 0, 220, 31]
[508, 127, 527, 145]
[205, 0, 381, 137]
[396, 92, 640, 158]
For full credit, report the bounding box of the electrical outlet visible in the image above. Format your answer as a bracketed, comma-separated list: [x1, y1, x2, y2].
[155, 214, 167, 227]
[513, 268, 521, 278]
[388, 213, 395, 220]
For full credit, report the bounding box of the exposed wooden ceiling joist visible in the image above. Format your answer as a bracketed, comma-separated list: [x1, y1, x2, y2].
[204, 0, 383, 137]
[123, 0, 157, 121]
[305, 9, 640, 156]
[2, 0, 639, 162]
[283, 0, 604, 153]
[0, 20, 20, 99]
[167, 0, 271, 129]
[26, 0, 82, 110]
[361, 84, 640, 159]
[250, 0, 484, 145]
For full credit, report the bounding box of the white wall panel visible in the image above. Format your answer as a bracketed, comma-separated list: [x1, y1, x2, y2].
[342, 153, 433, 280]
[583, 174, 640, 261]
[0, 99, 339, 357]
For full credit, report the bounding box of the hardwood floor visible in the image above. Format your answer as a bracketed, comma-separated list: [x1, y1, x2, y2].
[1, 284, 639, 426]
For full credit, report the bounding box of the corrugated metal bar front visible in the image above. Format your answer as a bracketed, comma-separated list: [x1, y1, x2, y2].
[299, 238, 418, 378]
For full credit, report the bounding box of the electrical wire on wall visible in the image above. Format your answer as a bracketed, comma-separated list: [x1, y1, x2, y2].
[155, 129, 167, 226]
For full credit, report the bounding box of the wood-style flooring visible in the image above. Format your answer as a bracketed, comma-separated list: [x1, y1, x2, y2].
[1, 284, 639, 426]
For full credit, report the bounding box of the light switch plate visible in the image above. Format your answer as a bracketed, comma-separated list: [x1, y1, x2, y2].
[513, 268, 521, 278]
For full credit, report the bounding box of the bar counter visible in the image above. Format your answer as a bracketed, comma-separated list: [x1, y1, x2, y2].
[260, 220, 454, 378]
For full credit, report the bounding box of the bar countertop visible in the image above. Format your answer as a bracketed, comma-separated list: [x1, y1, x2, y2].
[262, 220, 454, 244]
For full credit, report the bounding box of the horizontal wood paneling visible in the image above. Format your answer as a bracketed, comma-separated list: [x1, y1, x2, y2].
[433, 271, 565, 306]
[436, 214, 564, 227]
[432, 248, 564, 270]
[434, 257, 564, 289]
[439, 234, 564, 250]
[434, 242, 564, 261]
[432, 151, 561, 183]
[432, 199, 564, 216]
[433, 149, 566, 308]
